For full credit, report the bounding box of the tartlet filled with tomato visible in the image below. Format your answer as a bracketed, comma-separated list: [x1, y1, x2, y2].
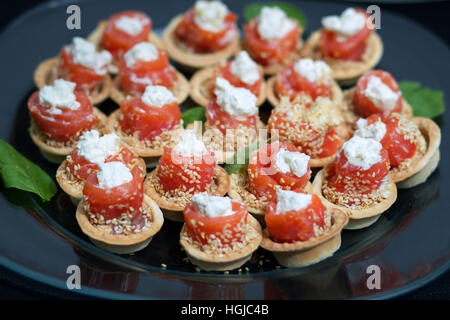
[266, 58, 343, 107]
[228, 141, 313, 220]
[76, 161, 164, 254]
[268, 95, 350, 167]
[259, 189, 348, 267]
[34, 37, 113, 104]
[56, 130, 146, 205]
[86, 10, 164, 72]
[109, 42, 189, 105]
[190, 51, 266, 107]
[107, 85, 184, 167]
[28, 79, 107, 163]
[162, 1, 240, 70]
[180, 194, 262, 271]
[301, 8, 383, 85]
[312, 135, 397, 229]
[243, 6, 303, 75]
[144, 129, 231, 222]
[197, 77, 265, 163]
[342, 70, 413, 124]
[354, 114, 440, 188]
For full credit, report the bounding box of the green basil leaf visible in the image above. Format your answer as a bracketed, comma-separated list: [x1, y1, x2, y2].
[399, 81, 445, 119]
[182, 107, 206, 128]
[243, 2, 307, 29]
[224, 138, 270, 175]
[0, 139, 57, 202]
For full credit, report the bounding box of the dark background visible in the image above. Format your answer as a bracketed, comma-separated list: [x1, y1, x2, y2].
[0, 0, 448, 300]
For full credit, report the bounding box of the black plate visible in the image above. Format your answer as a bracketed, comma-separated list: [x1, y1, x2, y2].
[0, 0, 449, 299]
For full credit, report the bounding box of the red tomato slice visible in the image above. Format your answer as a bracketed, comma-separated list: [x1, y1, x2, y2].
[83, 166, 145, 220]
[119, 97, 181, 142]
[175, 9, 237, 53]
[68, 146, 137, 181]
[28, 91, 98, 142]
[353, 70, 403, 117]
[243, 19, 300, 66]
[58, 47, 104, 92]
[265, 192, 325, 242]
[248, 141, 311, 201]
[268, 114, 343, 158]
[101, 11, 152, 58]
[319, 9, 372, 61]
[205, 100, 257, 135]
[275, 64, 332, 100]
[326, 148, 390, 195]
[157, 146, 216, 194]
[184, 200, 248, 248]
[118, 50, 177, 95]
[213, 61, 262, 95]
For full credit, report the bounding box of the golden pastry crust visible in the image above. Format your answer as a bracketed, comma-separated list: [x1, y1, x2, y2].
[106, 109, 184, 166]
[266, 75, 343, 108]
[301, 31, 383, 85]
[180, 214, 262, 271]
[29, 108, 107, 164]
[33, 57, 112, 105]
[393, 117, 441, 187]
[162, 15, 240, 70]
[143, 166, 231, 222]
[109, 69, 189, 105]
[312, 169, 397, 229]
[56, 156, 146, 206]
[76, 195, 164, 254]
[342, 88, 413, 125]
[189, 66, 267, 107]
[260, 208, 348, 267]
[228, 170, 313, 217]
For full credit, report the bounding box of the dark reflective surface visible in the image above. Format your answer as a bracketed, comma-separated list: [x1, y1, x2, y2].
[0, 0, 449, 299]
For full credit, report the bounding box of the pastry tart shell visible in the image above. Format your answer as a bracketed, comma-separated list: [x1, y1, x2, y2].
[33, 57, 112, 105]
[162, 15, 240, 71]
[29, 108, 108, 164]
[260, 208, 348, 267]
[301, 31, 383, 86]
[189, 66, 267, 107]
[143, 166, 231, 222]
[312, 169, 397, 229]
[76, 195, 164, 254]
[180, 214, 262, 271]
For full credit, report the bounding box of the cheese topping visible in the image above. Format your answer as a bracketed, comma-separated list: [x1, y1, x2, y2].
[354, 118, 387, 141]
[293, 58, 331, 83]
[77, 130, 121, 165]
[193, 0, 228, 33]
[39, 79, 80, 114]
[343, 136, 382, 170]
[191, 194, 234, 218]
[124, 42, 159, 67]
[275, 148, 310, 177]
[276, 189, 312, 214]
[70, 37, 112, 75]
[257, 6, 296, 40]
[321, 8, 366, 37]
[97, 161, 133, 189]
[115, 16, 146, 36]
[173, 129, 207, 156]
[363, 76, 401, 112]
[230, 51, 260, 85]
[214, 78, 258, 118]
[141, 85, 177, 107]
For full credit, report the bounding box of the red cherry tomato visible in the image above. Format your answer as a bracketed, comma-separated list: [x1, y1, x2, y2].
[175, 9, 237, 53]
[184, 199, 248, 248]
[27, 91, 98, 142]
[265, 191, 325, 242]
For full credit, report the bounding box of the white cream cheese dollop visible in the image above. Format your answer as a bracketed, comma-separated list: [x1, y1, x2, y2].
[191, 194, 234, 218]
[77, 130, 121, 165]
[276, 189, 312, 214]
[343, 136, 382, 170]
[39, 79, 80, 114]
[70, 37, 112, 75]
[141, 85, 177, 107]
[321, 8, 366, 37]
[230, 51, 260, 85]
[214, 78, 257, 118]
[97, 161, 133, 189]
[257, 6, 296, 40]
